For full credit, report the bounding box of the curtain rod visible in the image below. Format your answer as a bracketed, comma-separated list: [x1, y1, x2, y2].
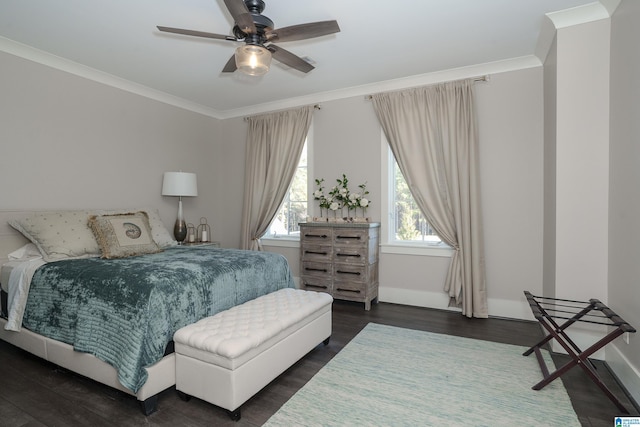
[364, 75, 489, 100]
[244, 104, 321, 121]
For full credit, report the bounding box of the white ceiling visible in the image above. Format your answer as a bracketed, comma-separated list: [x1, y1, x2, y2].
[0, 0, 604, 117]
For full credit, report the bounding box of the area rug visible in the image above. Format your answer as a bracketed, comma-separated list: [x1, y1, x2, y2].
[264, 323, 580, 427]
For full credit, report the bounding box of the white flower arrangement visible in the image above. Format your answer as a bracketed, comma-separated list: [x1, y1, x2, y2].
[313, 174, 370, 221]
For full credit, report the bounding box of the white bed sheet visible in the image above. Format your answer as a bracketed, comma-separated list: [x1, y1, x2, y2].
[0, 263, 13, 293]
[2, 244, 45, 331]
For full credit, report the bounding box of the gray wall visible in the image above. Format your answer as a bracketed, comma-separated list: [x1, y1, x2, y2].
[608, 0, 640, 404]
[0, 51, 229, 246]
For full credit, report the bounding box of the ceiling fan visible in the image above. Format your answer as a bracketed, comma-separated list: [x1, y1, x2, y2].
[157, 0, 340, 76]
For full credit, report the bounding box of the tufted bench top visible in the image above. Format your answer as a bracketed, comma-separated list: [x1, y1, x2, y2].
[174, 288, 333, 370]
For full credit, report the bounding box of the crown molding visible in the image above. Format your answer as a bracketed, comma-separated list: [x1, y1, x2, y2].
[535, 0, 621, 63]
[2, 35, 538, 121]
[218, 56, 541, 119]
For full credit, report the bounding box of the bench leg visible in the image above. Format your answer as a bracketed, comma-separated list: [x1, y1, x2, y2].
[227, 408, 241, 421]
[323, 336, 331, 345]
[139, 395, 158, 416]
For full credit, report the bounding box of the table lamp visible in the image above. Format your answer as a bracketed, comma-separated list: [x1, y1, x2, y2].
[162, 172, 198, 243]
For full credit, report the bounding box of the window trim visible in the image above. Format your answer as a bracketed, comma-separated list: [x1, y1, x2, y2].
[380, 132, 452, 257]
[260, 237, 300, 248]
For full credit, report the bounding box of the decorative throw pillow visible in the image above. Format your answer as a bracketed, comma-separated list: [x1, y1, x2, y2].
[88, 212, 162, 259]
[8, 210, 101, 262]
[95, 207, 176, 248]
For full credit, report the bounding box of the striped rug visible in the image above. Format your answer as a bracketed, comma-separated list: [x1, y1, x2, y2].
[264, 323, 580, 427]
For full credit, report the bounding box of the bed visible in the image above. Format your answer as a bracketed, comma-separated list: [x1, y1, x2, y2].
[0, 209, 295, 415]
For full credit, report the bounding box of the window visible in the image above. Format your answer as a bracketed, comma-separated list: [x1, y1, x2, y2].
[381, 136, 451, 256]
[390, 155, 443, 245]
[263, 140, 308, 239]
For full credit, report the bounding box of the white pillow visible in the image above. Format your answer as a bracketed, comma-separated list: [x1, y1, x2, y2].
[8, 210, 101, 262]
[95, 207, 176, 248]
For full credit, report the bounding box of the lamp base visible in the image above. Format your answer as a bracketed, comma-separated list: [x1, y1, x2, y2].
[174, 220, 187, 244]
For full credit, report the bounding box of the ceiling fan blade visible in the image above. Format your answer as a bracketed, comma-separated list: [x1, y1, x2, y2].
[268, 45, 314, 73]
[157, 26, 236, 41]
[223, 0, 256, 34]
[222, 54, 237, 73]
[267, 20, 340, 43]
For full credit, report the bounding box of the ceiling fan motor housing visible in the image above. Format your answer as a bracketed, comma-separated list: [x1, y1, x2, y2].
[244, 0, 266, 14]
[233, 0, 273, 45]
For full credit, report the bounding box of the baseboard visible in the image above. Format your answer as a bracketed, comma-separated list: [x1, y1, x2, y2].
[378, 287, 453, 313]
[378, 286, 535, 321]
[607, 342, 640, 408]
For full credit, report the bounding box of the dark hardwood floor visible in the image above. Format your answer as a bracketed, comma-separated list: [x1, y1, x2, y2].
[0, 301, 637, 427]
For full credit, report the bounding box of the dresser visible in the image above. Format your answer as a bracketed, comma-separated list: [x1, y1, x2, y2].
[299, 222, 380, 310]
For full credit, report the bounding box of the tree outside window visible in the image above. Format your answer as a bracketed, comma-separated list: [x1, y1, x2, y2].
[391, 157, 442, 245]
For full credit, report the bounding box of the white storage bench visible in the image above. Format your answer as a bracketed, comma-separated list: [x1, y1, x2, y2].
[173, 288, 333, 421]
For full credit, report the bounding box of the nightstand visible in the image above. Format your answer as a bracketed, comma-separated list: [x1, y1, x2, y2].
[178, 242, 221, 248]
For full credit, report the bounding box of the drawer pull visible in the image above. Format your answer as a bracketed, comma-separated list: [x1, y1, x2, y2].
[305, 284, 328, 290]
[336, 235, 361, 240]
[305, 250, 328, 256]
[336, 288, 361, 294]
[336, 270, 361, 275]
[305, 267, 328, 273]
[305, 234, 328, 239]
[336, 253, 361, 258]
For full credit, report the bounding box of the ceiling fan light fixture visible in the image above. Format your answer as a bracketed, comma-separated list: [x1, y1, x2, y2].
[235, 45, 272, 76]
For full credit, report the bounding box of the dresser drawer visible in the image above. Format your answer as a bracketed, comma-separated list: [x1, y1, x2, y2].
[334, 246, 366, 265]
[300, 277, 332, 293]
[301, 243, 333, 263]
[333, 263, 368, 283]
[301, 227, 332, 243]
[332, 281, 366, 300]
[333, 228, 368, 246]
[301, 261, 331, 278]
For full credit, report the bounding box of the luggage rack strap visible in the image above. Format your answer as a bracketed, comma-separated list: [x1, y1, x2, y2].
[523, 291, 636, 332]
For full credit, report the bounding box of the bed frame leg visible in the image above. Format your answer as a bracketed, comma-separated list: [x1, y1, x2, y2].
[139, 395, 158, 416]
[176, 390, 191, 402]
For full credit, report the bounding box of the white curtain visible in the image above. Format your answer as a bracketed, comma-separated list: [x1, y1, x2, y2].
[371, 79, 487, 318]
[240, 105, 314, 251]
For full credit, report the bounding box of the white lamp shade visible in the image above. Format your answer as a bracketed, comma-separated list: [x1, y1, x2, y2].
[162, 172, 198, 197]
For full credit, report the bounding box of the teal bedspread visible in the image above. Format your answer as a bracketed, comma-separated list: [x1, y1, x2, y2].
[21, 247, 294, 393]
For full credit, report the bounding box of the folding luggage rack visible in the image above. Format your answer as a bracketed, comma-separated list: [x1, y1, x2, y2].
[523, 291, 636, 413]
